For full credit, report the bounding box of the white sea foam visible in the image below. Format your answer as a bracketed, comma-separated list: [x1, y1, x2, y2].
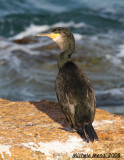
[0, 38, 11, 49]
[52, 21, 89, 29]
[22, 136, 88, 157]
[105, 44, 124, 69]
[105, 54, 123, 69]
[105, 54, 122, 66]
[117, 45, 124, 58]
[96, 88, 124, 97]
[73, 33, 83, 40]
[13, 21, 89, 40]
[13, 24, 50, 39]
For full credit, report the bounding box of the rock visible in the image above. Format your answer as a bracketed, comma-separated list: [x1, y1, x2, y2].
[13, 37, 38, 44]
[31, 43, 58, 52]
[0, 98, 123, 160]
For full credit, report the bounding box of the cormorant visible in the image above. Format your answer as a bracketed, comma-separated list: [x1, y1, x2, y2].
[37, 27, 98, 142]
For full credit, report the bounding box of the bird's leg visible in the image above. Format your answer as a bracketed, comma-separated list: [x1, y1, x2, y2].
[76, 128, 89, 143]
[76, 128, 84, 134]
[58, 125, 76, 133]
[58, 114, 76, 132]
[66, 125, 76, 133]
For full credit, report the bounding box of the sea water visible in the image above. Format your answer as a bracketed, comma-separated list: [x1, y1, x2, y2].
[0, 0, 124, 116]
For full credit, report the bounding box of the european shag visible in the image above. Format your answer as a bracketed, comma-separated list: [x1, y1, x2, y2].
[37, 27, 98, 142]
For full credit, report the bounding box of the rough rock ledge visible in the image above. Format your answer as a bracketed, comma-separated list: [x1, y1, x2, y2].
[0, 98, 123, 160]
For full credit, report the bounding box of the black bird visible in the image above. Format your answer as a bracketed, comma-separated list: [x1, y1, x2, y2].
[37, 27, 98, 142]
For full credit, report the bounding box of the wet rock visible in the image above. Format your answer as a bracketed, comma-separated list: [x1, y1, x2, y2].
[41, 44, 58, 51]
[32, 43, 58, 52]
[13, 37, 38, 44]
[0, 98, 123, 159]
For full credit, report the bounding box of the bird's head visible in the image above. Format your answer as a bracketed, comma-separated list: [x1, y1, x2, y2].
[37, 27, 75, 53]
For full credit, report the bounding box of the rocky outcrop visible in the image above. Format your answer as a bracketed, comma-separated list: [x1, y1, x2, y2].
[0, 98, 123, 159]
[13, 37, 38, 44]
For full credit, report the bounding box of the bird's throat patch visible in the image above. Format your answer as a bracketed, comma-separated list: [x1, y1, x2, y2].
[37, 33, 60, 40]
[48, 33, 60, 40]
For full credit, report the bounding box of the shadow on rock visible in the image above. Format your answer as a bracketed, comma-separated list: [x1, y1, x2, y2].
[30, 100, 89, 142]
[30, 100, 70, 129]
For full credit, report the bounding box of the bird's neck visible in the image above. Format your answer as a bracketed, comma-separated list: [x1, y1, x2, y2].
[56, 36, 75, 70]
[57, 50, 73, 70]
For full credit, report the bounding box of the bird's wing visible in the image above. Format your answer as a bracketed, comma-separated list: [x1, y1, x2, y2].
[79, 68, 96, 115]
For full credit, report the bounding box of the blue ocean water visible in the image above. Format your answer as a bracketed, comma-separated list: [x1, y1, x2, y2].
[0, 0, 124, 115]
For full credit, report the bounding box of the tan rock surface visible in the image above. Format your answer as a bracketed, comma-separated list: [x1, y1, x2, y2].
[0, 98, 123, 160]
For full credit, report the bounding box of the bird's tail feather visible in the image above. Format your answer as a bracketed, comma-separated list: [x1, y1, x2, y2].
[83, 124, 98, 142]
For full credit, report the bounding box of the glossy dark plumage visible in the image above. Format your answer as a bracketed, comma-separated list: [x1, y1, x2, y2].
[37, 27, 98, 142]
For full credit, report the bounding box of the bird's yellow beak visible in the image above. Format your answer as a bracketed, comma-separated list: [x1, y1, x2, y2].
[37, 33, 60, 40]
